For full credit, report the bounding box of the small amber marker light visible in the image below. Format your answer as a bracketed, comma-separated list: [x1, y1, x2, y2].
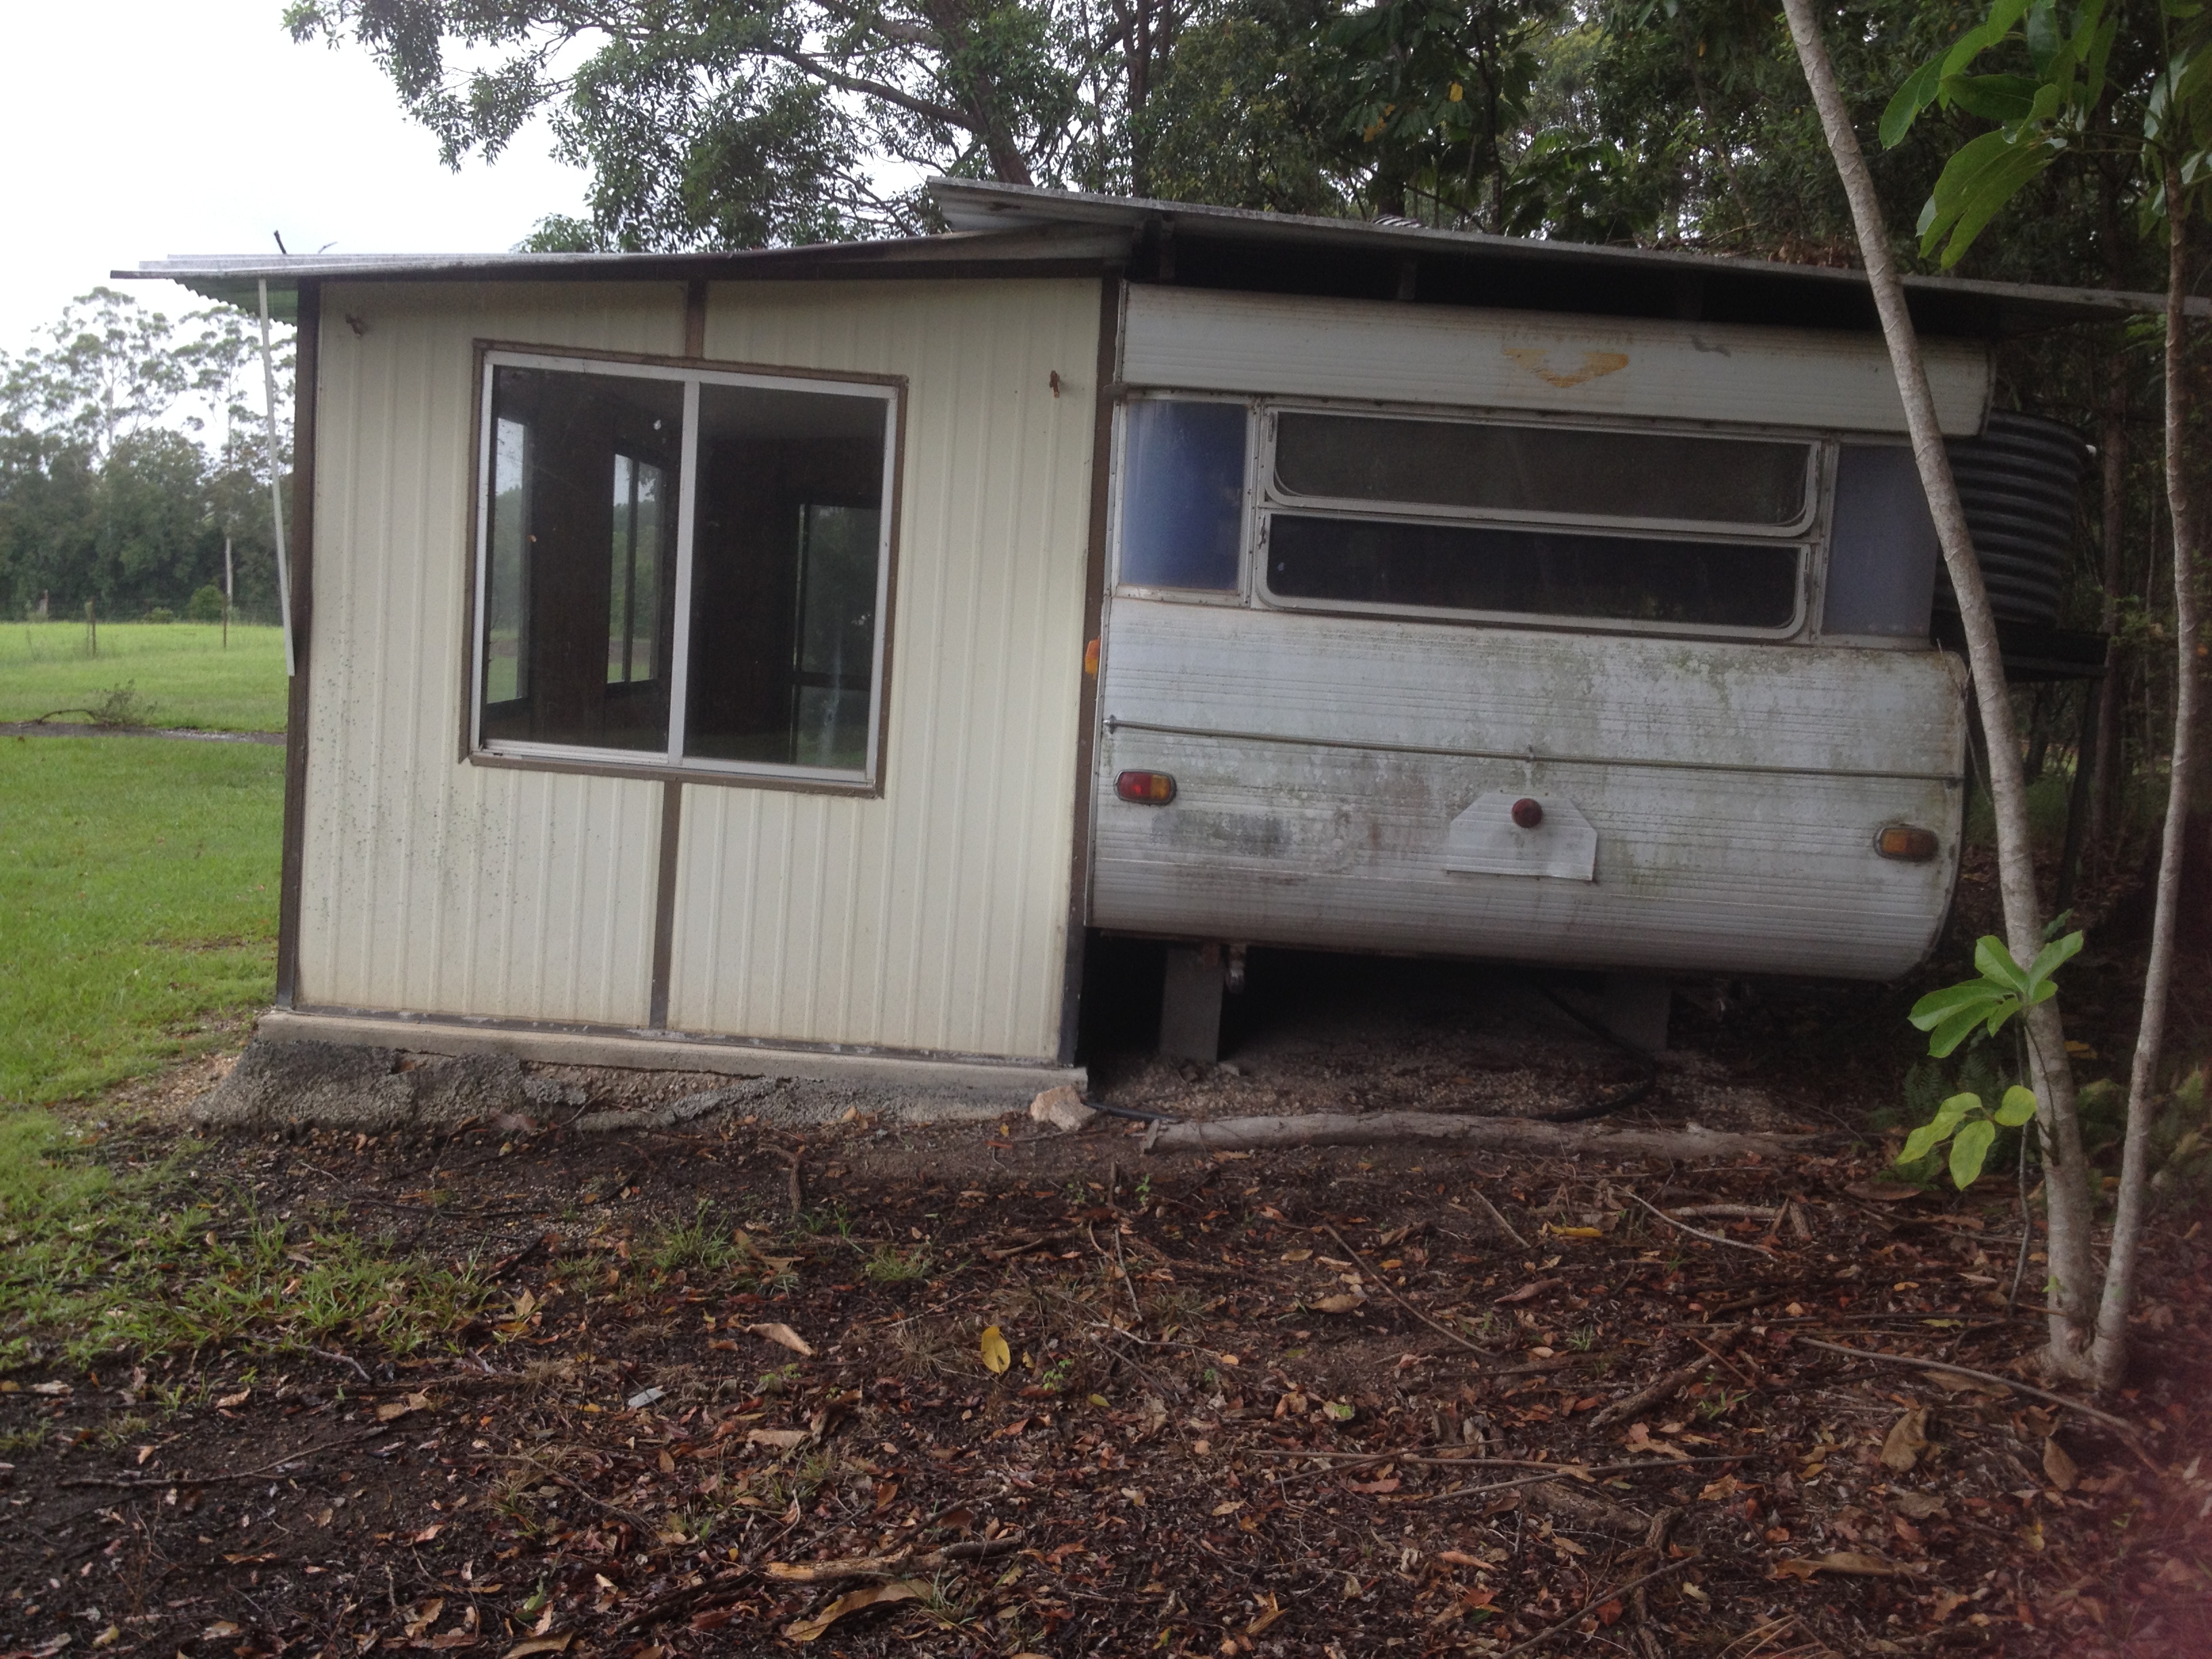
[1510, 797, 1544, 829]
[1084, 638, 1101, 676]
[1116, 770, 1176, 805]
[1877, 825, 1939, 861]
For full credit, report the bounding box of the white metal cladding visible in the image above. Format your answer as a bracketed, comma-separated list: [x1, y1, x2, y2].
[665, 279, 1102, 1060]
[1091, 601, 1968, 979]
[298, 283, 684, 1025]
[1122, 287, 1993, 436]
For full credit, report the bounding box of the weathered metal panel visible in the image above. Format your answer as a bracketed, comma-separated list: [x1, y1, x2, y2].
[1091, 601, 1967, 979]
[1122, 287, 1992, 436]
[664, 279, 1101, 1060]
[298, 283, 682, 1025]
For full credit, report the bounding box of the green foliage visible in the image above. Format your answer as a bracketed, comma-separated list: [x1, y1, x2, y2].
[1880, 0, 2212, 266]
[0, 736, 281, 1103]
[142, 607, 174, 624]
[0, 621, 287, 731]
[2, 288, 293, 622]
[184, 584, 226, 623]
[863, 1242, 935, 1284]
[645, 1201, 749, 1276]
[1907, 930, 2083, 1057]
[1899, 1083, 2041, 1187]
[0, 1111, 491, 1367]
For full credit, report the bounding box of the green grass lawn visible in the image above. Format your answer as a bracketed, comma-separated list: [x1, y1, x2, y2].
[0, 621, 288, 731]
[0, 737, 283, 1105]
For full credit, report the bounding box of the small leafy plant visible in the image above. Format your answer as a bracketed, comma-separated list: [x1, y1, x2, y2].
[1908, 931, 2081, 1058]
[1901, 1084, 2041, 1187]
[1898, 929, 2080, 1187]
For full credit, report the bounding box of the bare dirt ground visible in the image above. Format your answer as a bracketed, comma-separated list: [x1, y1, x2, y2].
[5, 936, 2210, 1659]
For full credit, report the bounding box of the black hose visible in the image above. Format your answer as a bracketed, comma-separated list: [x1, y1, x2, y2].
[1534, 986, 1660, 1124]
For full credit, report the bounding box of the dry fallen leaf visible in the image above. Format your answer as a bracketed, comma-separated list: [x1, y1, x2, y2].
[1890, 1491, 1948, 1521]
[1844, 1181, 1924, 1202]
[747, 1322, 815, 1358]
[979, 1326, 1012, 1374]
[499, 1638, 572, 1658]
[783, 1578, 924, 1641]
[1246, 1591, 1288, 1636]
[215, 1387, 251, 1409]
[377, 1391, 432, 1423]
[1312, 1293, 1365, 1314]
[203, 1622, 243, 1640]
[2043, 1437, 2079, 1492]
[747, 1428, 809, 1450]
[1880, 1407, 1929, 1473]
[404, 1598, 447, 1638]
[1345, 1477, 1401, 1494]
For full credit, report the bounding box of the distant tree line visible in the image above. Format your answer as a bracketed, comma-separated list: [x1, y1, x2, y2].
[0, 289, 294, 625]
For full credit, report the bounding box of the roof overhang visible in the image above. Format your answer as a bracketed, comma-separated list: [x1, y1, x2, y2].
[121, 176, 2199, 336]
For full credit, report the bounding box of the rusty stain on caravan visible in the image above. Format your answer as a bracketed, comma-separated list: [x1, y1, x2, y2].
[1503, 347, 1631, 388]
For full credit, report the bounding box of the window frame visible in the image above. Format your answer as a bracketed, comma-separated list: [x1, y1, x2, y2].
[463, 342, 905, 796]
[1248, 399, 1819, 642]
[1106, 391, 1260, 606]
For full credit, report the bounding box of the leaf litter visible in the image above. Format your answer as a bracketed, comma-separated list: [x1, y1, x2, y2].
[0, 1101, 2205, 1658]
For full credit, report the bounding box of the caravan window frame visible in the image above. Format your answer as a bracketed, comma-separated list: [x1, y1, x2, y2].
[1252, 403, 1816, 640]
[463, 342, 905, 796]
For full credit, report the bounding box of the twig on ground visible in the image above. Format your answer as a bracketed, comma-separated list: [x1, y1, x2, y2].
[310, 1347, 373, 1384]
[58, 1425, 388, 1490]
[1109, 1225, 1145, 1332]
[1323, 1223, 1499, 1359]
[609, 1566, 752, 1635]
[1469, 1185, 1530, 1251]
[1793, 1338, 2138, 1437]
[763, 1536, 1021, 1584]
[491, 1452, 653, 1529]
[1492, 1555, 1700, 1659]
[1588, 1328, 1742, 1431]
[1625, 1192, 1779, 1258]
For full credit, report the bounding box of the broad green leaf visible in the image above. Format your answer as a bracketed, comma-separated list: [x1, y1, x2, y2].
[1950, 1118, 1999, 1187]
[1900, 1120, 1952, 1163]
[1932, 137, 2060, 265]
[1942, 0, 2034, 79]
[1971, 935, 2032, 996]
[1882, 56, 1948, 146]
[1945, 72, 2042, 123]
[1995, 1085, 2040, 1126]
[1908, 980, 2007, 1028]
[2025, 0, 2062, 75]
[1929, 1001, 2004, 1057]
[1936, 1092, 1981, 1134]
[2022, 930, 2085, 1002]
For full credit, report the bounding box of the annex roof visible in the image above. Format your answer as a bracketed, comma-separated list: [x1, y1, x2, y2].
[121, 176, 2200, 335]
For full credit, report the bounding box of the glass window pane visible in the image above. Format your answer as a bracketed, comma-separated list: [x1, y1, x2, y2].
[478, 365, 682, 752]
[1823, 445, 1939, 637]
[1120, 399, 1246, 590]
[1266, 513, 1800, 630]
[486, 417, 529, 705]
[1274, 413, 1811, 527]
[687, 383, 888, 771]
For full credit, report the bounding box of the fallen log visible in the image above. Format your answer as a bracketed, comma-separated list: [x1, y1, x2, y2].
[1142, 1111, 1839, 1162]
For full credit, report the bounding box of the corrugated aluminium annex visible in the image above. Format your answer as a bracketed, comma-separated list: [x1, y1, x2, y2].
[296, 277, 1102, 1060]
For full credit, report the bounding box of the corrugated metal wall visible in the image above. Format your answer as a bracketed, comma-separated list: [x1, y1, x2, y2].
[302, 283, 684, 1026]
[300, 277, 1101, 1059]
[669, 281, 1101, 1059]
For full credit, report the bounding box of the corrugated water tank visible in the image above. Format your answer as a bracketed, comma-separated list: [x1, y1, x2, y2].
[1942, 411, 2089, 627]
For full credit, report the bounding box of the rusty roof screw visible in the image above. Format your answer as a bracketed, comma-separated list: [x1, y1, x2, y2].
[1510, 797, 1544, 830]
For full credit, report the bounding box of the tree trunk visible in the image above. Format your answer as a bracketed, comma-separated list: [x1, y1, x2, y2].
[2091, 158, 2201, 1390]
[1776, 0, 2096, 1374]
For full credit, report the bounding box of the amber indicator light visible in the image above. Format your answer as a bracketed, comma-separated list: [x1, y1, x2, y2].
[1116, 770, 1176, 804]
[1876, 825, 1939, 861]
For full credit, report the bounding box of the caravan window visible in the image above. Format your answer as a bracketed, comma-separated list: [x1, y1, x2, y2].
[1258, 409, 1811, 636]
[474, 352, 899, 787]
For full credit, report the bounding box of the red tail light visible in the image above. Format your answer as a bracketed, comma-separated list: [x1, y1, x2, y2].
[1116, 770, 1176, 804]
[1876, 825, 1938, 861]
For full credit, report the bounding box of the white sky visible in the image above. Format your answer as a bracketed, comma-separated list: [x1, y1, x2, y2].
[0, 0, 588, 350]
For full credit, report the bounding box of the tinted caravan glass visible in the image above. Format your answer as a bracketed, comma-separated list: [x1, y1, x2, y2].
[1274, 413, 1811, 527]
[1267, 514, 1801, 630]
[479, 366, 682, 751]
[1120, 398, 1246, 590]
